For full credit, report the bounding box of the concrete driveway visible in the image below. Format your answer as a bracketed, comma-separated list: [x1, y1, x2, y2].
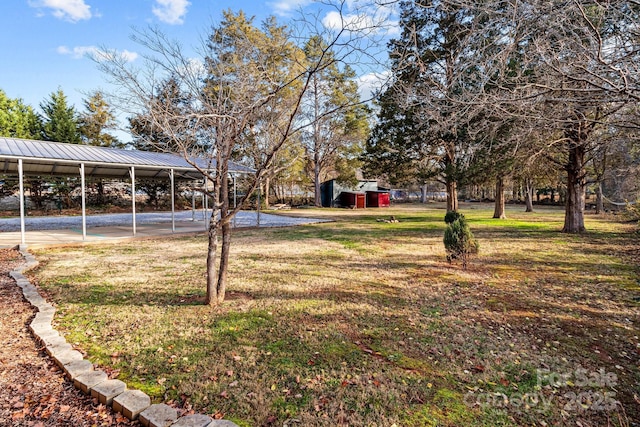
[0, 210, 327, 248]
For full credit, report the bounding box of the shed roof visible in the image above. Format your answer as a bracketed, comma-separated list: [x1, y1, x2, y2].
[0, 137, 253, 180]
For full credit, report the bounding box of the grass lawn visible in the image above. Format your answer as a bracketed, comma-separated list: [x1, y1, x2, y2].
[29, 203, 640, 426]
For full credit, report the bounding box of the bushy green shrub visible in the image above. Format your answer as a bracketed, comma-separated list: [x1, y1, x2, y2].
[444, 211, 464, 224]
[443, 214, 479, 268]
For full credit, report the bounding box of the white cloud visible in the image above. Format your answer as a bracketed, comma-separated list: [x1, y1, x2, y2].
[268, 0, 311, 16]
[57, 45, 138, 63]
[152, 0, 190, 25]
[29, 0, 92, 22]
[322, 9, 399, 36]
[357, 71, 390, 100]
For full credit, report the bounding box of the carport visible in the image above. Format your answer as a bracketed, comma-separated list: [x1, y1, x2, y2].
[0, 137, 254, 246]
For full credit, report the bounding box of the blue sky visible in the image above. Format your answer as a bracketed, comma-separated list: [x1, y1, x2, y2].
[0, 0, 395, 140]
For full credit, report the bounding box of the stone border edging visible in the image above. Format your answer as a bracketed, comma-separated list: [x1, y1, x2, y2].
[11, 247, 239, 427]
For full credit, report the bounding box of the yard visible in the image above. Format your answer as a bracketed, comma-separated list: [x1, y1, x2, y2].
[28, 203, 640, 426]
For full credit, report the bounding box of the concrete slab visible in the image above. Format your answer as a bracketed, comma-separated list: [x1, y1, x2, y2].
[0, 211, 328, 248]
[46, 341, 73, 356]
[29, 321, 54, 336]
[53, 349, 86, 370]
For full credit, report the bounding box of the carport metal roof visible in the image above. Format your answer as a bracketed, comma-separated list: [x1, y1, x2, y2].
[0, 137, 254, 179]
[0, 137, 255, 246]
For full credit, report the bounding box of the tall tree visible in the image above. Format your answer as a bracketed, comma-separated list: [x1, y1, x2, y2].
[128, 76, 191, 153]
[363, 1, 483, 212]
[0, 90, 44, 202]
[97, 7, 375, 305]
[479, 1, 640, 232]
[0, 89, 42, 139]
[223, 14, 306, 209]
[40, 88, 81, 144]
[300, 35, 369, 207]
[79, 90, 121, 147]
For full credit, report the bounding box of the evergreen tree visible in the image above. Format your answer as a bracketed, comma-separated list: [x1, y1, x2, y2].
[443, 213, 478, 269]
[40, 88, 81, 143]
[362, 1, 482, 212]
[79, 90, 121, 147]
[0, 89, 42, 139]
[129, 76, 190, 152]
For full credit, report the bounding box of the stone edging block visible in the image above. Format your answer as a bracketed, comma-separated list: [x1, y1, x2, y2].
[73, 369, 109, 394]
[113, 389, 151, 420]
[139, 403, 179, 427]
[11, 247, 239, 427]
[91, 379, 127, 405]
[169, 414, 213, 427]
[63, 359, 94, 379]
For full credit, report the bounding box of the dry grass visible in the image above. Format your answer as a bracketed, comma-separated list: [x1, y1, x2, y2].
[30, 203, 640, 427]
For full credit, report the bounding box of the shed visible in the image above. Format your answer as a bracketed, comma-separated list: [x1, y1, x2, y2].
[340, 191, 366, 209]
[320, 179, 378, 207]
[366, 191, 390, 208]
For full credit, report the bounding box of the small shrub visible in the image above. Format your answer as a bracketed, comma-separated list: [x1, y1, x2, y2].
[443, 214, 479, 268]
[444, 211, 464, 224]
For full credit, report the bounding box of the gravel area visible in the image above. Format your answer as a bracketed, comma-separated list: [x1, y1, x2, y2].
[0, 210, 328, 232]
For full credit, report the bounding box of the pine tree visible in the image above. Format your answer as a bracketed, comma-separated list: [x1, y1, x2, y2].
[0, 89, 42, 139]
[443, 213, 478, 269]
[79, 91, 121, 147]
[40, 88, 81, 144]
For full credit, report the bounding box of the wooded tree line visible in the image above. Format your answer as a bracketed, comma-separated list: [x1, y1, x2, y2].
[362, 0, 640, 233]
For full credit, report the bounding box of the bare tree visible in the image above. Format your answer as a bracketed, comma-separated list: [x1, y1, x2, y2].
[365, 0, 639, 229]
[478, 0, 640, 232]
[97, 7, 379, 305]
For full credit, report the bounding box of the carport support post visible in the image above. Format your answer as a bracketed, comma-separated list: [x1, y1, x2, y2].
[18, 158, 25, 246]
[233, 174, 237, 228]
[203, 177, 208, 230]
[170, 168, 175, 232]
[191, 187, 195, 221]
[233, 174, 237, 208]
[80, 163, 87, 240]
[130, 166, 136, 236]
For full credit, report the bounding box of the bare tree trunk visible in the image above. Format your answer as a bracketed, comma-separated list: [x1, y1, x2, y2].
[216, 171, 231, 304]
[96, 180, 105, 205]
[446, 180, 458, 212]
[263, 176, 270, 210]
[493, 175, 507, 219]
[524, 177, 534, 212]
[563, 144, 586, 233]
[205, 217, 219, 306]
[217, 220, 231, 304]
[595, 181, 603, 214]
[313, 160, 322, 207]
[420, 184, 427, 203]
